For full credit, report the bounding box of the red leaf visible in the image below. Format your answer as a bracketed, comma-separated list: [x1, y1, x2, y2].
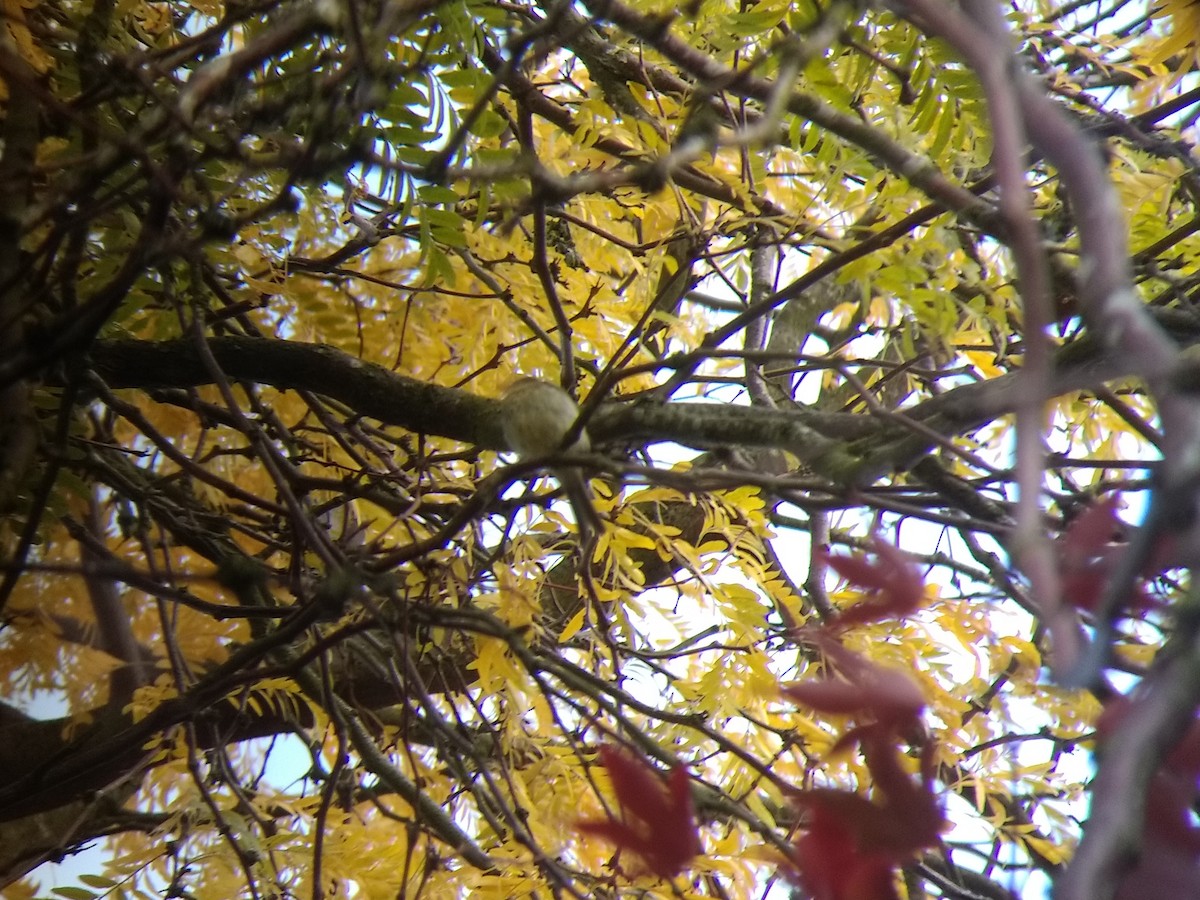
[783, 637, 925, 729]
[1115, 843, 1200, 900]
[1166, 718, 1200, 773]
[822, 538, 926, 629]
[779, 549, 942, 900]
[783, 712, 943, 899]
[858, 732, 944, 851]
[1058, 498, 1163, 613]
[1145, 769, 1200, 853]
[577, 744, 701, 880]
[785, 744, 943, 899]
[788, 800, 901, 900]
[782, 679, 887, 715]
[1063, 496, 1125, 559]
[1097, 695, 1200, 899]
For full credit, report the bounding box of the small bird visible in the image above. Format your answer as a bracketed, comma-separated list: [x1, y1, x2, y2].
[500, 377, 601, 541]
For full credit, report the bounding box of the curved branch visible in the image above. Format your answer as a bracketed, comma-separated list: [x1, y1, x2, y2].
[81, 327, 1200, 477]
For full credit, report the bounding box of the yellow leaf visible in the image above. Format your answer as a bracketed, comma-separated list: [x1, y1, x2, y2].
[559, 608, 587, 642]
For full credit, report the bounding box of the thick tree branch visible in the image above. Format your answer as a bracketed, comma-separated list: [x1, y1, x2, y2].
[81, 330, 1200, 477]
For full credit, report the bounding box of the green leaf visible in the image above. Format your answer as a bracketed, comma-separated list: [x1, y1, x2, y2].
[52, 888, 97, 900]
[78, 875, 118, 889]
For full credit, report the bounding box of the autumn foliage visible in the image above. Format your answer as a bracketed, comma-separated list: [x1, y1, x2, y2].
[818, 538, 928, 631]
[1, 0, 1199, 898]
[577, 744, 702, 879]
[574, 542, 943, 894]
[781, 542, 944, 899]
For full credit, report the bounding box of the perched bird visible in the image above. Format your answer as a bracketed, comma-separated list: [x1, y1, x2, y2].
[501, 377, 601, 541]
